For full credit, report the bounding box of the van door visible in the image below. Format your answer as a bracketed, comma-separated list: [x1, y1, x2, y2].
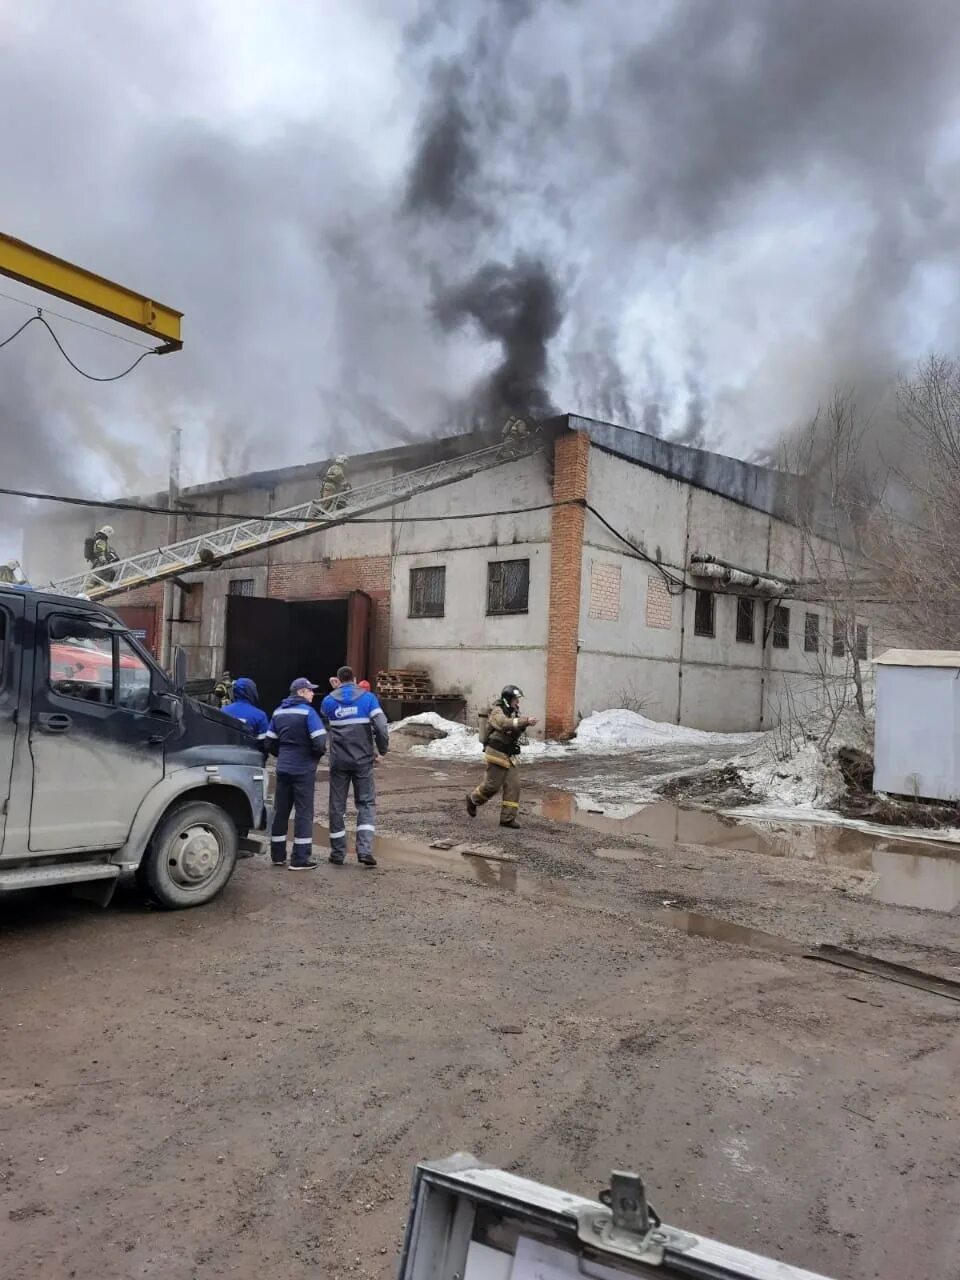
[28, 604, 169, 852]
[0, 593, 25, 853]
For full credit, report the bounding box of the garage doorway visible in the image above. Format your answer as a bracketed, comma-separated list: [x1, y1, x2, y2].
[225, 592, 371, 714]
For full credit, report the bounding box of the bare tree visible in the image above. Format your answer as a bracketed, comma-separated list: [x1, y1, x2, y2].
[871, 354, 960, 646]
[780, 391, 880, 718]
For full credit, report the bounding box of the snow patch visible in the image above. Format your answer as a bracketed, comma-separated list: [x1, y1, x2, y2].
[572, 709, 759, 753]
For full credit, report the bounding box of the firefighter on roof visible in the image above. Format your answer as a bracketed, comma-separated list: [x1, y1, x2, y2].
[500, 416, 529, 457]
[320, 454, 351, 510]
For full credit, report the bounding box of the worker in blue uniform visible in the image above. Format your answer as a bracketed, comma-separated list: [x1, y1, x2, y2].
[265, 678, 327, 869]
[320, 666, 389, 867]
[221, 677, 269, 748]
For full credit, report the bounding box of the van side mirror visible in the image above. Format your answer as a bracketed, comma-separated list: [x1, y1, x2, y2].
[149, 690, 182, 719]
[173, 645, 187, 694]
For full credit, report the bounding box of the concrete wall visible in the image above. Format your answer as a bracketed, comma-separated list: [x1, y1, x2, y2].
[389, 449, 553, 729]
[575, 444, 880, 732]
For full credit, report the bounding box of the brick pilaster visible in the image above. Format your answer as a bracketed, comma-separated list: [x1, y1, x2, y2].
[545, 430, 590, 738]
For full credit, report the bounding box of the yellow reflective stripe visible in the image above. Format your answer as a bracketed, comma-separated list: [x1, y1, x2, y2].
[484, 752, 515, 767]
[501, 800, 519, 808]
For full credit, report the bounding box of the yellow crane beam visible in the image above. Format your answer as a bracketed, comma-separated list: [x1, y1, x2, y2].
[0, 232, 182, 350]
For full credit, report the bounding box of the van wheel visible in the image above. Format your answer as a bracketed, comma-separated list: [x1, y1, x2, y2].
[141, 801, 238, 909]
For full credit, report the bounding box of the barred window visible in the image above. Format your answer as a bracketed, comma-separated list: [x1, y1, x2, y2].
[487, 559, 529, 615]
[736, 597, 755, 644]
[856, 624, 869, 661]
[804, 612, 820, 654]
[772, 605, 790, 649]
[229, 578, 255, 597]
[694, 589, 715, 638]
[409, 565, 446, 618]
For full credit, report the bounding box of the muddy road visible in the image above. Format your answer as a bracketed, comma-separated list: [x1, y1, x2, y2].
[1, 755, 959, 1279]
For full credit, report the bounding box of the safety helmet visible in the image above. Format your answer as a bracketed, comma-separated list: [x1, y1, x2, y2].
[98, 525, 114, 537]
[500, 684, 524, 704]
[334, 454, 348, 465]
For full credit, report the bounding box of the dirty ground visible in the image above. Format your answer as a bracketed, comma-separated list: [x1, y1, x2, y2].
[1, 754, 959, 1280]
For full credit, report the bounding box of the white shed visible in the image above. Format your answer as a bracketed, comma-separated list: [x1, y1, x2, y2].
[874, 650, 960, 801]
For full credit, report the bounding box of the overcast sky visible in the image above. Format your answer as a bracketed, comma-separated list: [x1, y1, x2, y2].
[3, 0, 960, 550]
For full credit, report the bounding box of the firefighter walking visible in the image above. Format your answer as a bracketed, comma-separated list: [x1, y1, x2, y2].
[466, 685, 537, 829]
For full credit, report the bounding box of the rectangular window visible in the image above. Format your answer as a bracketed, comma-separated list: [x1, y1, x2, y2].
[229, 578, 255, 596]
[409, 565, 446, 618]
[856, 624, 869, 661]
[804, 612, 820, 654]
[487, 559, 530, 615]
[772, 605, 790, 649]
[693, 589, 715, 638]
[832, 618, 845, 657]
[48, 616, 152, 711]
[735, 597, 755, 644]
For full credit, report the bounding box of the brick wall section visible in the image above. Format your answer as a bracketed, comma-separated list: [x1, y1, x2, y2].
[645, 574, 673, 629]
[109, 583, 164, 610]
[267, 556, 392, 677]
[545, 431, 590, 738]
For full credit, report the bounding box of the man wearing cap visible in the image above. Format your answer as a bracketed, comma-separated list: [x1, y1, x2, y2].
[265, 678, 327, 869]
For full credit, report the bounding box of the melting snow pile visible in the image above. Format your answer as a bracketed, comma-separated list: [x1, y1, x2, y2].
[733, 707, 873, 811]
[572, 709, 758, 752]
[391, 708, 759, 762]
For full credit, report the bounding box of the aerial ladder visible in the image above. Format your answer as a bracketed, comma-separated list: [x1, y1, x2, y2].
[48, 431, 546, 601]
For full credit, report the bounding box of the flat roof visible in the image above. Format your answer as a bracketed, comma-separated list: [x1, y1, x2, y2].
[875, 649, 960, 668]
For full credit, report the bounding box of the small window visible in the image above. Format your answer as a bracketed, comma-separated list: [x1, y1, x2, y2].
[855, 624, 869, 661]
[229, 578, 255, 597]
[772, 605, 790, 649]
[694, 589, 715, 638]
[487, 559, 529, 615]
[736, 597, 755, 644]
[409, 565, 446, 618]
[832, 618, 845, 657]
[182, 581, 204, 624]
[804, 612, 820, 654]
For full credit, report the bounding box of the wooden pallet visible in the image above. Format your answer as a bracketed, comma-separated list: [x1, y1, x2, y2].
[376, 668, 433, 698]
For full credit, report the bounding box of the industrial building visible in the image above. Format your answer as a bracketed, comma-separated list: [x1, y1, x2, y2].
[24, 416, 884, 735]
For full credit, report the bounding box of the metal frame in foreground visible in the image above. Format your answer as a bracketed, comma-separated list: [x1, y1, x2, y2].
[399, 1153, 834, 1279]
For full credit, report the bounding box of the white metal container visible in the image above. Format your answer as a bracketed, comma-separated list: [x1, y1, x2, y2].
[399, 1153, 833, 1279]
[874, 650, 960, 801]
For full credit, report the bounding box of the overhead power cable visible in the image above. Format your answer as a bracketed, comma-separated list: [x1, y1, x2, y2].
[584, 502, 687, 593]
[0, 481, 694, 587]
[0, 310, 161, 380]
[0, 482, 576, 525]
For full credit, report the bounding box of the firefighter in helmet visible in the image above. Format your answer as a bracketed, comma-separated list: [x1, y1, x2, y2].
[86, 525, 120, 570]
[500, 416, 530, 457]
[320, 455, 351, 510]
[466, 684, 538, 829]
[213, 672, 234, 708]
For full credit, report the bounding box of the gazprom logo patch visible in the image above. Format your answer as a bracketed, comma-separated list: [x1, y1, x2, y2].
[333, 705, 359, 719]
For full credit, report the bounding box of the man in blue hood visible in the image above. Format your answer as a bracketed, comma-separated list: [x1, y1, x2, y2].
[265, 678, 327, 869]
[221, 677, 269, 744]
[320, 666, 388, 867]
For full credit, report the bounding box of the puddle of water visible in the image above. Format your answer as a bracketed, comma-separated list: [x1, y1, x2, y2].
[305, 820, 796, 952]
[533, 791, 960, 913]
